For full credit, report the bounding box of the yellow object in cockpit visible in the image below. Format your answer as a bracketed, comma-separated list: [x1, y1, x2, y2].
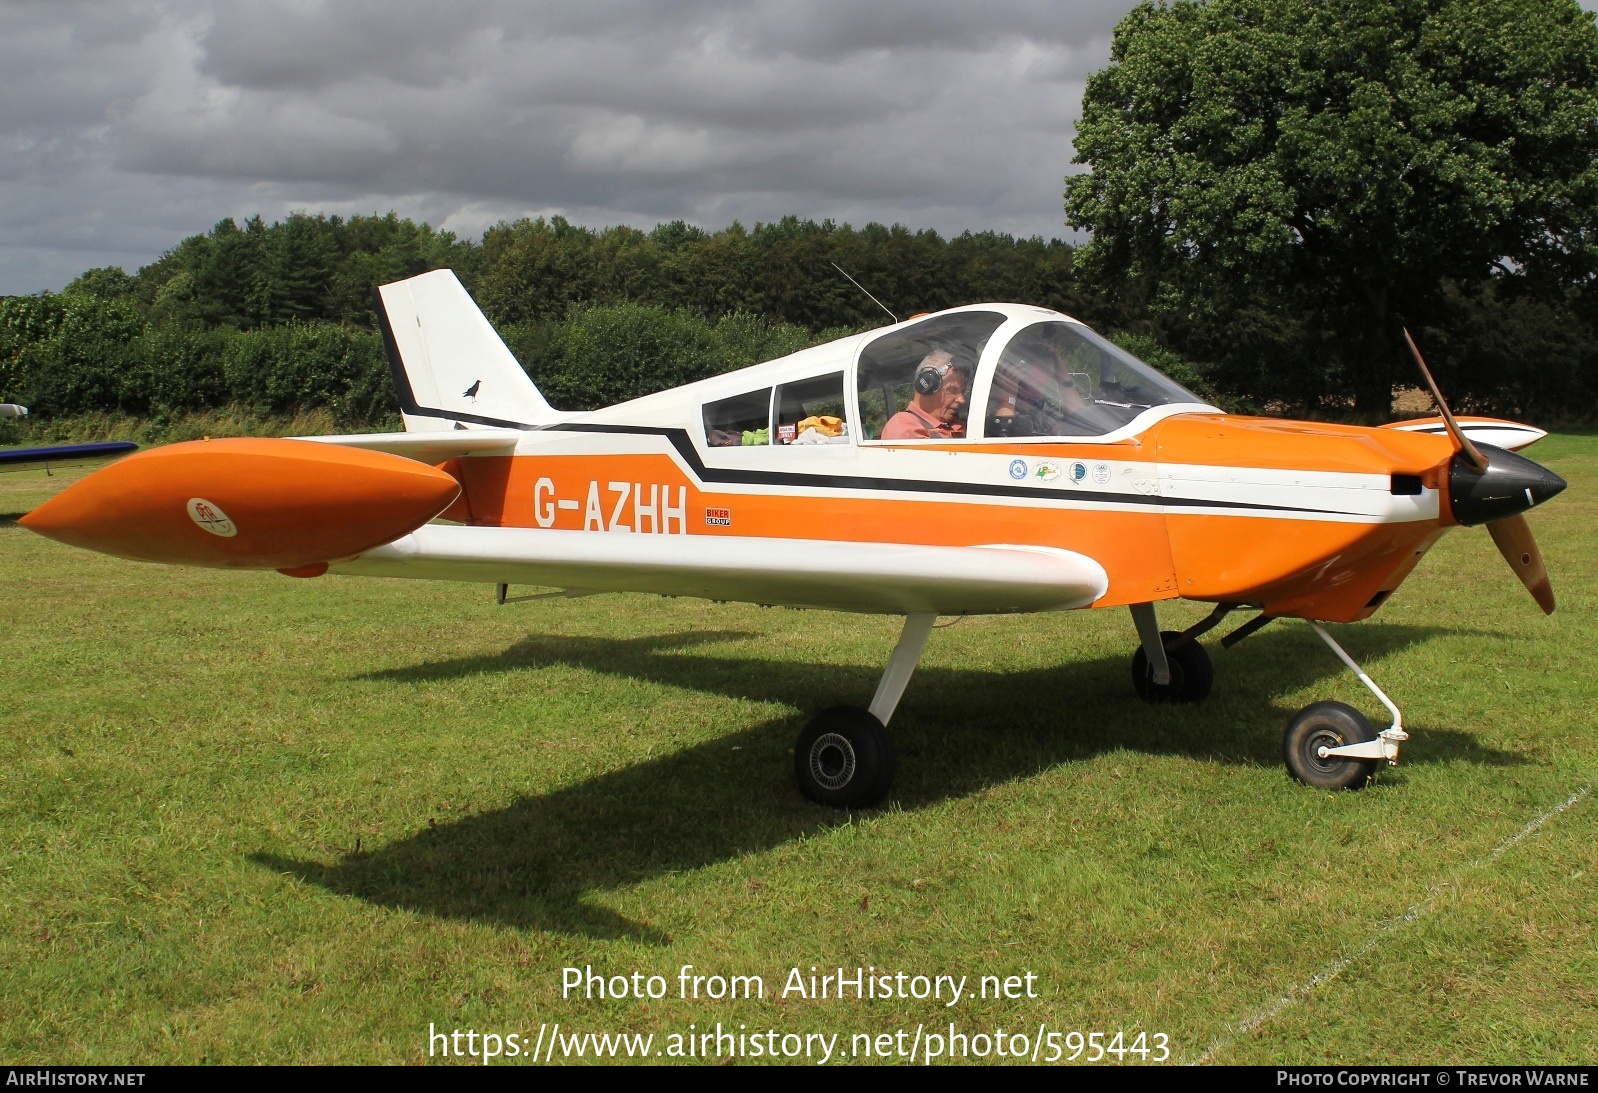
[796, 415, 844, 437]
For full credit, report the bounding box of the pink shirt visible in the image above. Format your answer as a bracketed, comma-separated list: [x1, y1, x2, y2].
[881, 402, 966, 440]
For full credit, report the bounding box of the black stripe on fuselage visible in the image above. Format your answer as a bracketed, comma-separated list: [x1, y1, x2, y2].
[390, 401, 1367, 517]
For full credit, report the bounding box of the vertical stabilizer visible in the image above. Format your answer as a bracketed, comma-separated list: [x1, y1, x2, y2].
[375, 270, 555, 431]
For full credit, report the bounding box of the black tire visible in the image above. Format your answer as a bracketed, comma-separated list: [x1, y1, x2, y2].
[794, 706, 895, 808]
[1283, 701, 1379, 790]
[1132, 632, 1214, 703]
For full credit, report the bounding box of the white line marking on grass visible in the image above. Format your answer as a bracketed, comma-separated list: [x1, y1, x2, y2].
[1191, 780, 1592, 1065]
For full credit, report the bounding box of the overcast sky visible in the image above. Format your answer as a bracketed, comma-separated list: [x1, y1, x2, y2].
[6, 1, 1596, 297]
[0, 0, 1147, 295]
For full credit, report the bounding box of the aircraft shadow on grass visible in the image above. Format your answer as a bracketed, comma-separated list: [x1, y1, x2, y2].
[255, 622, 1524, 939]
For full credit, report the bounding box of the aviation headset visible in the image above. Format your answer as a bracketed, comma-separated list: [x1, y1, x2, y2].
[914, 356, 960, 395]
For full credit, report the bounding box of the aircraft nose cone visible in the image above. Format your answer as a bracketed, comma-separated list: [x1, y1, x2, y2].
[1449, 443, 1567, 526]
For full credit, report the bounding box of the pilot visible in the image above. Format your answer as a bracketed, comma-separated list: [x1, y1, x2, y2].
[881, 350, 969, 439]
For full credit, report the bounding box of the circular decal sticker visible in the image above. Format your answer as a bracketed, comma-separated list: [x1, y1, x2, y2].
[186, 497, 237, 538]
[1008, 459, 1027, 480]
[1069, 461, 1088, 483]
[1093, 463, 1112, 485]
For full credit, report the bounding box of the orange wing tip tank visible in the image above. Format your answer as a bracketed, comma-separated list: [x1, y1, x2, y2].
[19, 437, 460, 570]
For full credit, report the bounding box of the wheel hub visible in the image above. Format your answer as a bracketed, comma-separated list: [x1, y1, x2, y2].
[809, 732, 857, 791]
[1305, 727, 1347, 774]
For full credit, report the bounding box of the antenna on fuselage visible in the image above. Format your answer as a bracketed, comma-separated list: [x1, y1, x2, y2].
[831, 262, 898, 324]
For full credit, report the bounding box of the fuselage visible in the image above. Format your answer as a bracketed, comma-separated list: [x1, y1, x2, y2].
[426, 304, 1460, 623]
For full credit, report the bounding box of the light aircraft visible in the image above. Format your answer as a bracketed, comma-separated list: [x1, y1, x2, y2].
[0, 403, 139, 472]
[19, 271, 1566, 806]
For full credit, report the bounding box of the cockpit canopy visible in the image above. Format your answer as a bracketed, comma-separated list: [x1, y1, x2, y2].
[857, 312, 1205, 440]
[697, 307, 1210, 450]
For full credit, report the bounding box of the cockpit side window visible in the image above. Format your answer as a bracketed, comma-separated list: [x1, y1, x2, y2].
[855, 312, 1007, 441]
[703, 387, 772, 447]
[984, 322, 1204, 438]
[773, 372, 849, 445]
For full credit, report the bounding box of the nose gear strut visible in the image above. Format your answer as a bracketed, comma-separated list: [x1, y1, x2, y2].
[1282, 622, 1410, 789]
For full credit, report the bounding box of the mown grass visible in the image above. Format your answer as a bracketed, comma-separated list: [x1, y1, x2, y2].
[0, 436, 1593, 1065]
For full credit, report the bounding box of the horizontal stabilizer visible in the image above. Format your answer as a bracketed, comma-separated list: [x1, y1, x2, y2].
[294, 428, 521, 463]
[333, 526, 1109, 615]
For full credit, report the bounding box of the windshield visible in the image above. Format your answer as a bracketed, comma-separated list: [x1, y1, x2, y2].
[984, 321, 1204, 438]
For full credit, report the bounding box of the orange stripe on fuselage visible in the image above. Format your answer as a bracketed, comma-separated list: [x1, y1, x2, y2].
[1151, 416, 1455, 620]
[450, 413, 1457, 622]
[455, 453, 1180, 607]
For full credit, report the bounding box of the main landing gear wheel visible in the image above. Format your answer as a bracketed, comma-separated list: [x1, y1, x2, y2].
[1131, 632, 1214, 704]
[794, 705, 895, 809]
[1283, 701, 1379, 790]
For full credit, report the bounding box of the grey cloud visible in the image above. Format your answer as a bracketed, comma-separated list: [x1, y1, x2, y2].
[717, 0, 1130, 57]
[1, 0, 1131, 294]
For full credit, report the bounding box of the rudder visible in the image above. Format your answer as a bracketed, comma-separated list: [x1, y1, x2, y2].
[375, 269, 555, 431]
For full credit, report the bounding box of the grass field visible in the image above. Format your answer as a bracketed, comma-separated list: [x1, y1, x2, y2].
[1, 435, 1593, 1065]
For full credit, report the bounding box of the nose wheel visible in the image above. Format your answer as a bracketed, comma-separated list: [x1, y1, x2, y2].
[1282, 701, 1379, 789]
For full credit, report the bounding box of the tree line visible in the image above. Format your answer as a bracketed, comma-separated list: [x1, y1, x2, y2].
[1, 213, 1089, 429]
[4, 201, 1594, 429]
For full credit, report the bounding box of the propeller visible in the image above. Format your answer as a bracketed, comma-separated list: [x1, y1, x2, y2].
[1402, 328, 1559, 615]
[1486, 515, 1555, 615]
[1403, 329, 1488, 474]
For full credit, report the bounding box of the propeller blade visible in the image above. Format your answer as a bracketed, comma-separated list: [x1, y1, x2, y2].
[1487, 513, 1555, 615]
[1402, 328, 1489, 473]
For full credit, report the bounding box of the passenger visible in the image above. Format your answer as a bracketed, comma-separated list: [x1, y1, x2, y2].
[988, 352, 1054, 436]
[987, 344, 1100, 435]
[881, 351, 969, 439]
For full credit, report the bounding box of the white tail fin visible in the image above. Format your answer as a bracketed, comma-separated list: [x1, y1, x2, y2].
[375, 269, 555, 431]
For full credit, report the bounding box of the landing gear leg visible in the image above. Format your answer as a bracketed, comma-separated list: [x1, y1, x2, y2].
[794, 613, 934, 808]
[868, 612, 937, 727]
[1283, 622, 1409, 789]
[1129, 603, 1214, 703]
[1130, 603, 1170, 686]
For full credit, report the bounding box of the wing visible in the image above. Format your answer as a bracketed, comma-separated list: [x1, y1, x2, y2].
[1384, 416, 1546, 452]
[331, 525, 1109, 615]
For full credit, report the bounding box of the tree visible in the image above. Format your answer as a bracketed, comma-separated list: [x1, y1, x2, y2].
[1065, 0, 1598, 414]
[64, 266, 136, 300]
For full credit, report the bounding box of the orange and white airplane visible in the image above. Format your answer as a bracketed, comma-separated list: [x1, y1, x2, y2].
[20, 271, 1566, 805]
